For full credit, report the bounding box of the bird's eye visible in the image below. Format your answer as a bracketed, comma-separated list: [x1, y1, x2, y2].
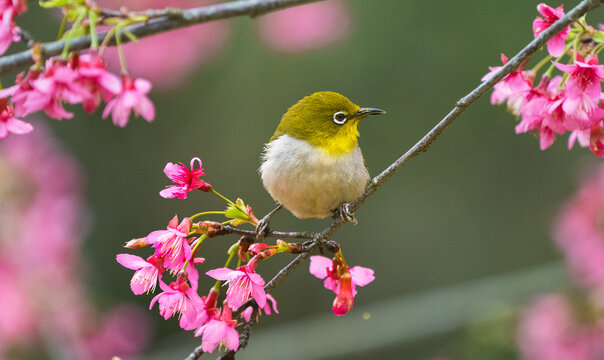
[333, 111, 347, 125]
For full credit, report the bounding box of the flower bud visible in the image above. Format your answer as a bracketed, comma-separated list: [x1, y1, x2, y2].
[248, 242, 268, 255]
[196, 221, 223, 237]
[124, 237, 148, 249]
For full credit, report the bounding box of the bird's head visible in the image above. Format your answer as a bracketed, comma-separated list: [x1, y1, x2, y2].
[270, 91, 386, 155]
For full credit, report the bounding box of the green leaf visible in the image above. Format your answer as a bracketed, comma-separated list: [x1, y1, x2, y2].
[592, 31, 604, 44]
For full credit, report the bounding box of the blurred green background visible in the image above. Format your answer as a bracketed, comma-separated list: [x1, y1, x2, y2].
[9, 0, 604, 359]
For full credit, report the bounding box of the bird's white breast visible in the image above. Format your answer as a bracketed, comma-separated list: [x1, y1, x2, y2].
[260, 135, 370, 219]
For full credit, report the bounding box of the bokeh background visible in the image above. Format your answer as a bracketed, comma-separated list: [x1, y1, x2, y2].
[3, 0, 604, 359]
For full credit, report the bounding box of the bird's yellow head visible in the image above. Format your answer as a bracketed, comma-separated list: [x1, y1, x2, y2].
[269, 91, 386, 155]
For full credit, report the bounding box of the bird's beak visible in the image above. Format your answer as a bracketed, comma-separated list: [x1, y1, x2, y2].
[350, 107, 387, 120]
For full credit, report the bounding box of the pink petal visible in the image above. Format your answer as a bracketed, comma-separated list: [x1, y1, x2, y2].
[206, 267, 235, 281]
[349, 266, 375, 287]
[134, 78, 152, 94]
[309, 255, 332, 279]
[135, 96, 155, 122]
[241, 306, 253, 322]
[547, 36, 565, 57]
[116, 253, 149, 270]
[5, 117, 33, 134]
[225, 327, 240, 351]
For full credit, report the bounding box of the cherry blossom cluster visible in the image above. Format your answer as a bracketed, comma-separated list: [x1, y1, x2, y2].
[0, 0, 159, 141]
[0, 52, 155, 140]
[0, 124, 149, 359]
[485, 3, 604, 157]
[117, 157, 375, 354]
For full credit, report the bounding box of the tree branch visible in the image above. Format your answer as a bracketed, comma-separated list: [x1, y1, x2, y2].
[220, 225, 315, 240]
[0, 0, 325, 75]
[182, 0, 604, 359]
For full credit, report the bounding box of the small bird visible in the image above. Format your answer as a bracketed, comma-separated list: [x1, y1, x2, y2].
[259, 91, 386, 227]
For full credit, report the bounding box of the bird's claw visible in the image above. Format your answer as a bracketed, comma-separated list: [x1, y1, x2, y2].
[333, 203, 358, 225]
[254, 218, 270, 239]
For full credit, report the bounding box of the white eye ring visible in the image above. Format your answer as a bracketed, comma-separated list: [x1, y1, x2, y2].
[333, 111, 347, 125]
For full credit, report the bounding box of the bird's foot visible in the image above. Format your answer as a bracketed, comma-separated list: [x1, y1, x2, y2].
[333, 203, 358, 225]
[255, 204, 283, 239]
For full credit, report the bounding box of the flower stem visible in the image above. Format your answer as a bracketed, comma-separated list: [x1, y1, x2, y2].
[114, 26, 128, 73]
[183, 234, 208, 271]
[190, 211, 226, 222]
[211, 188, 236, 206]
[212, 243, 239, 291]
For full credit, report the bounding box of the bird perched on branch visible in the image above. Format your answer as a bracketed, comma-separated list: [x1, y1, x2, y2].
[259, 91, 386, 230]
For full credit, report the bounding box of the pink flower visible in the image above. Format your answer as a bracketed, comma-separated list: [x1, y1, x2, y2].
[73, 53, 121, 113]
[0, 0, 26, 56]
[257, 0, 351, 53]
[518, 293, 604, 360]
[194, 301, 239, 353]
[149, 272, 203, 329]
[206, 262, 267, 310]
[16, 59, 91, 119]
[159, 157, 212, 199]
[116, 253, 164, 295]
[182, 288, 220, 330]
[102, 74, 155, 127]
[241, 294, 278, 322]
[482, 54, 534, 116]
[309, 255, 375, 316]
[554, 54, 604, 129]
[515, 76, 566, 150]
[533, 3, 570, 57]
[555, 165, 604, 291]
[0, 99, 32, 140]
[145, 215, 193, 270]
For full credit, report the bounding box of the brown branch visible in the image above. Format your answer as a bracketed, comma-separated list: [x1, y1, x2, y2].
[220, 225, 315, 240]
[0, 0, 325, 75]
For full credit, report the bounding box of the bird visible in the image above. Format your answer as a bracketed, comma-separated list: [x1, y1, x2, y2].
[258, 91, 386, 231]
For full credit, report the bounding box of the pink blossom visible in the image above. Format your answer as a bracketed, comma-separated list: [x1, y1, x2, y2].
[309, 255, 375, 316]
[257, 0, 351, 53]
[554, 54, 604, 129]
[16, 59, 92, 119]
[248, 242, 268, 256]
[206, 263, 267, 310]
[149, 273, 203, 329]
[482, 54, 534, 115]
[241, 294, 278, 322]
[145, 215, 193, 270]
[515, 76, 566, 150]
[116, 253, 164, 295]
[159, 157, 212, 199]
[533, 3, 570, 57]
[102, 74, 155, 127]
[182, 288, 220, 330]
[0, 0, 26, 56]
[555, 165, 604, 290]
[518, 293, 604, 360]
[97, 0, 230, 90]
[0, 99, 32, 140]
[73, 52, 121, 113]
[194, 301, 239, 353]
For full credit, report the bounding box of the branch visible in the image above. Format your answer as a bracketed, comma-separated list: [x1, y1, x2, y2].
[220, 225, 315, 240]
[0, 0, 325, 75]
[181, 0, 604, 359]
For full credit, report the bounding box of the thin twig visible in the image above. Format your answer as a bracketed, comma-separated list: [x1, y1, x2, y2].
[0, 0, 324, 75]
[184, 0, 604, 359]
[220, 225, 315, 240]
